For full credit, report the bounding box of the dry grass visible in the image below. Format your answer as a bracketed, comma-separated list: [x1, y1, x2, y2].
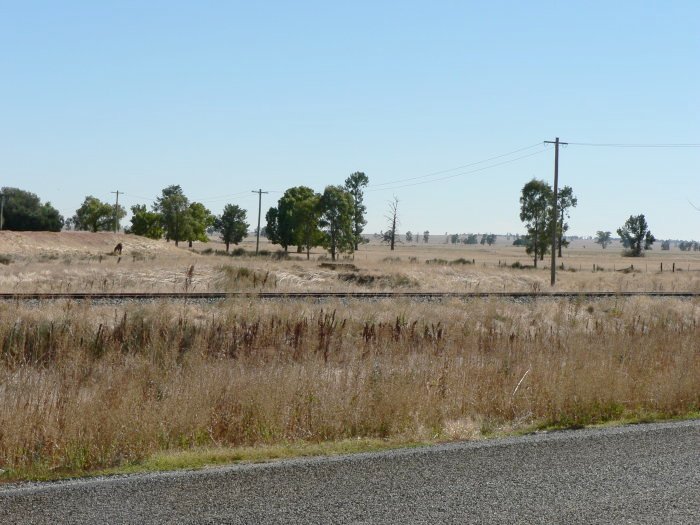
[1, 232, 699, 481]
[1, 297, 698, 481]
[3, 232, 700, 293]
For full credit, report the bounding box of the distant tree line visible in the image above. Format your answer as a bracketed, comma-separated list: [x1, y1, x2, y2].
[265, 172, 369, 260]
[126, 185, 248, 250]
[1, 180, 676, 262]
[445, 233, 497, 245]
[58, 186, 249, 251]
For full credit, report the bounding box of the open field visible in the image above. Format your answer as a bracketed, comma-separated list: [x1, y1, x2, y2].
[3, 231, 700, 294]
[0, 232, 699, 481]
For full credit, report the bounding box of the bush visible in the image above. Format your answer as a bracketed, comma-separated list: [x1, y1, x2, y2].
[425, 258, 449, 265]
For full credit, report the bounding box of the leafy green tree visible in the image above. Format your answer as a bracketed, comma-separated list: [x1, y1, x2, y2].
[71, 196, 126, 233]
[264, 207, 281, 245]
[423, 230, 429, 243]
[450, 234, 460, 244]
[295, 193, 323, 259]
[617, 214, 655, 256]
[486, 233, 497, 246]
[519, 179, 553, 268]
[265, 186, 318, 252]
[405, 231, 413, 242]
[154, 185, 189, 246]
[661, 239, 671, 251]
[594, 231, 612, 249]
[214, 204, 249, 252]
[556, 186, 578, 257]
[319, 185, 354, 261]
[344, 172, 369, 251]
[127, 204, 163, 239]
[0, 187, 64, 231]
[183, 202, 215, 247]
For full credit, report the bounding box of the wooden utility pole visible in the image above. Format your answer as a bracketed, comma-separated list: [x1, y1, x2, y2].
[111, 190, 121, 233]
[252, 189, 269, 255]
[544, 137, 567, 286]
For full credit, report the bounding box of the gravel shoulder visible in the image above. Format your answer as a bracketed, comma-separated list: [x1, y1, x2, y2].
[1, 419, 698, 524]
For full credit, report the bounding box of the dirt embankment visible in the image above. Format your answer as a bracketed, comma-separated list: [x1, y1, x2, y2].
[0, 231, 188, 258]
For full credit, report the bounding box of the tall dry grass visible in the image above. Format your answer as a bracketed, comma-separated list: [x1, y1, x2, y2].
[0, 297, 698, 478]
[6, 234, 700, 294]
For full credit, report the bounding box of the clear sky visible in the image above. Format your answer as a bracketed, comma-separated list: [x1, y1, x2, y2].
[2, 1, 698, 239]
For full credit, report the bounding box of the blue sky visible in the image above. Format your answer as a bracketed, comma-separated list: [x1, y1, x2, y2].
[1, 1, 698, 239]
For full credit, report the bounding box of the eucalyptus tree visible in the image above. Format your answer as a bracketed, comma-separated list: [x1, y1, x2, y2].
[519, 179, 553, 267]
[595, 231, 612, 249]
[72, 196, 125, 233]
[319, 185, 354, 261]
[617, 215, 655, 256]
[154, 185, 190, 246]
[214, 204, 248, 252]
[556, 186, 578, 257]
[344, 171, 369, 250]
[265, 186, 318, 252]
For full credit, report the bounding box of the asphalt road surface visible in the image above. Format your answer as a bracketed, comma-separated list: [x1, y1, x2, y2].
[1, 420, 698, 524]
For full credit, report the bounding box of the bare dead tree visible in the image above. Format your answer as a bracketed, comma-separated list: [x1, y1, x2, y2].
[385, 197, 399, 251]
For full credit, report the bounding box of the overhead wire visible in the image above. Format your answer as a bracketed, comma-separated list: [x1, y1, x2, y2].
[110, 140, 700, 202]
[567, 142, 700, 148]
[368, 142, 544, 188]
[366, 148, 548, 192]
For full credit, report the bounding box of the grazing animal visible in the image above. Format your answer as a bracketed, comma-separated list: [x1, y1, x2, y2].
[113, 242, 123, 255]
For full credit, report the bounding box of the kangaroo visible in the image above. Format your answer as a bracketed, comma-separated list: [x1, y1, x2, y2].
[113, 243, 123, 255]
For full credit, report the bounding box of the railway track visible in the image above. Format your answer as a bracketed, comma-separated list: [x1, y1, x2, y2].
[0, 291, 699, 301]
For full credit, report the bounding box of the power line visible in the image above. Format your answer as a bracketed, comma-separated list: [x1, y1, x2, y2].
[121, 192, 157, 201]
[567, 142, 700, 148]
[368, 142, 544, 188]
[195, 190, 255, 203]
[366, 149, 547, 192]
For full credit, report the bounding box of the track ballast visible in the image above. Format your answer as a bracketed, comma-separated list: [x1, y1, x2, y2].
[1, 291, 699, 302]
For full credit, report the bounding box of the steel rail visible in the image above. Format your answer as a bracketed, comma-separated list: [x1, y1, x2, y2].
[1, 291, 699, 300]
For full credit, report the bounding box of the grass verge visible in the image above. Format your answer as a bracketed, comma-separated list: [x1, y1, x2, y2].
[3, 412, 698, 484]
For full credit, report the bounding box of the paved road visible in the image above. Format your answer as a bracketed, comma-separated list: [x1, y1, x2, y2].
[1, 420, 698, 524]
